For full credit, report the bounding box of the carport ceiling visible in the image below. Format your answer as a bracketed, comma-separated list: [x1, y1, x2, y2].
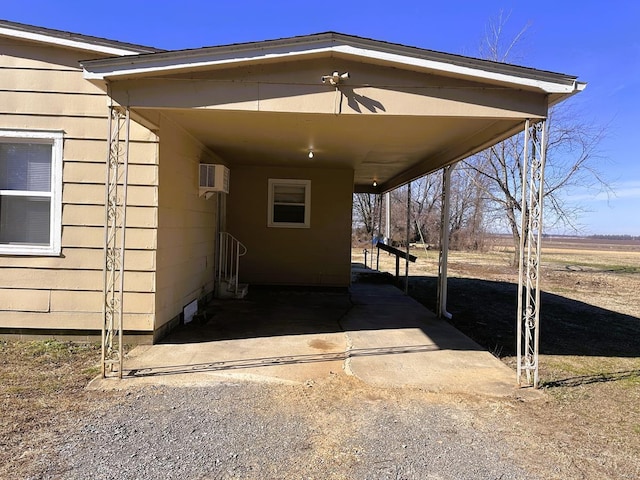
[147, 107, 521, 193]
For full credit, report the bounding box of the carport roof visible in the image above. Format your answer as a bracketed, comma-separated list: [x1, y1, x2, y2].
[82, 32, 586, 192]
[82, 32, 582, 96]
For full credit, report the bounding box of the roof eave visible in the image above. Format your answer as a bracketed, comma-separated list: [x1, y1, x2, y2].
[0, 20, 161, 56]
[82, 33, 582, 96]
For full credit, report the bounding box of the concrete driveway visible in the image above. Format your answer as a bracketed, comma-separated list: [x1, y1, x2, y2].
[93, 281, 528, 397]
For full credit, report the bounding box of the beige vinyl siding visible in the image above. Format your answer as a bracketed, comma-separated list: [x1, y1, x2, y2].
[0, 37, 158, 333]
[63, 138, 158, 164]
[154, 116, 219, 333]
[0, 248, 155, 270]
[0, 311, 154, 331]
[62, 226, 157, 250]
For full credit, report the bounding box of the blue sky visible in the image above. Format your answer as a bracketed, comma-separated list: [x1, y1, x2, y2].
[4, 1, 639, 235]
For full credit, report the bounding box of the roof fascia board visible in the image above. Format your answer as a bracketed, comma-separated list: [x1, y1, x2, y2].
[0, 25, 146, 56]
[332, 45, 580, 94]
[82, 33, 582, 95]
[82, 45, 334, 80]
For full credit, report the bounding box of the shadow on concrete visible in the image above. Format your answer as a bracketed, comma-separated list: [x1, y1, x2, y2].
[542, 369, 640, 388]
[161, 281, 484, 354]
[163, 287, 352, 344]
[408, 275, 640, 358]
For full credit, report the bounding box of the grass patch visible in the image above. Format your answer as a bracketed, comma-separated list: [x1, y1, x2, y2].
[0, 340, 104, 478]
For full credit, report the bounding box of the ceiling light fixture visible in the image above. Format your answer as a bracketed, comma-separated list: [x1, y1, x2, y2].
[373, 180, 378, 187]
[308, 150, 314, 159]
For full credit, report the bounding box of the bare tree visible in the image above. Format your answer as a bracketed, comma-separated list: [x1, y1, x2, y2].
[448, 164, 490, 250]
[464, 12, 610, 263]
[352, 193, 381, 238]
[411, 175, 442, 245]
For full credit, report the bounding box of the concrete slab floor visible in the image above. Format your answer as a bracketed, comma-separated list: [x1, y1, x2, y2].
[90, 283, 539, 399]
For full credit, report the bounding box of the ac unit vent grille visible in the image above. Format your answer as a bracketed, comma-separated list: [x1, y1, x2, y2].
[199, 164, 229, 195]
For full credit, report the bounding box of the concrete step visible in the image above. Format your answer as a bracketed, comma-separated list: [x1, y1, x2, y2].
[235, 283, 249, 299]
[216, 279, 249, 299]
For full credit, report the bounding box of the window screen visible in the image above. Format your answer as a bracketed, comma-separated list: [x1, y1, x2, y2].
[268, 179, 310, 228]
[0, 132, 62, 255]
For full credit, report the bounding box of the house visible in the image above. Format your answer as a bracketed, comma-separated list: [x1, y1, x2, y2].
[0, 20, 584, 367]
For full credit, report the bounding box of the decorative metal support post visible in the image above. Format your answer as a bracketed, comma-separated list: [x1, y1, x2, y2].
[101, 105, 130, 379]
[516, 119, 547, 388]
[437, 166, 452, 319]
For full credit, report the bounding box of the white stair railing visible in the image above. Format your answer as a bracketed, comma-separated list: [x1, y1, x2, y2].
[217, 232, 247, 298]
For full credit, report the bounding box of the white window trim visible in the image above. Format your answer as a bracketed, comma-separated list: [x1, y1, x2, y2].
[268, 178, 311, 229]
[0, 129, 63, 256]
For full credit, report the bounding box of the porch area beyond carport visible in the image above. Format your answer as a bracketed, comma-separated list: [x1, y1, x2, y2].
[91, 278, 531, 397]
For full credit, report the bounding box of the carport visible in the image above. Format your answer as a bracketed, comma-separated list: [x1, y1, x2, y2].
[81, 32, 585, 387]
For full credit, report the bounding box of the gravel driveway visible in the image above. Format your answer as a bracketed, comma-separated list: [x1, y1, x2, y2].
[30, 374, 540, 480]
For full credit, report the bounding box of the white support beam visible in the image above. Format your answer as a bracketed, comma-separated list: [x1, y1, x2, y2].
[437, 166, 452, 319]
[376, 193, 383, 270]
[405, 182, 412, 294]
[101, 106, 130, 379]
[385, 192, 391, 242]
[516, 119, 547, 388]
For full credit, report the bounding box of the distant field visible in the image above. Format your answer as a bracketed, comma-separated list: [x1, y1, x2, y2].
[494, 234, 640, 252]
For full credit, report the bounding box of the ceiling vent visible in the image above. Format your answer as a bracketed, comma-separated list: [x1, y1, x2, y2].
[199, 164, 229, 198]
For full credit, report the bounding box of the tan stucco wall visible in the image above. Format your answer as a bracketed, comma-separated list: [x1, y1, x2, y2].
[0, 37, 158, 332]
[154, 116, 219, 332]
[227, 165, 353, 287]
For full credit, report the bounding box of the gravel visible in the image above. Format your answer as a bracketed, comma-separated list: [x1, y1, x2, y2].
[30, 377, 539, 480]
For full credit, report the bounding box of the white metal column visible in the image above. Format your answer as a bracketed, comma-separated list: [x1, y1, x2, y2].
[404, 182, 411, 293]
[437, 166, 452, 319]
[385, 192, 390, 242]
[101, 105, 130, 379]
[376, 193, 383, 270]
[516, 119, 547, 388]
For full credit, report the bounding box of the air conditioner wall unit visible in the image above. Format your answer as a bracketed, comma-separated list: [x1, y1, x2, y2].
[199, 164, 229, 197]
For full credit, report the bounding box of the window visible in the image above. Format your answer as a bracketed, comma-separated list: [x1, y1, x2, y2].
[268, 179, 311, 228]
[0, 130, 63, 255]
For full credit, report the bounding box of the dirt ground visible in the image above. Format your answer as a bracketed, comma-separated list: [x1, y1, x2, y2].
[1, 238, 638, 479]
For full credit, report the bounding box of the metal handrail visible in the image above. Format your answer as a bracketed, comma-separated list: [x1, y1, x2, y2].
[217, 232, 247, 296]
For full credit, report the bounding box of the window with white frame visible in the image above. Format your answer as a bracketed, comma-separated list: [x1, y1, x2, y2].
[268, 179, 311, 228]
[0, 130, 63, 255]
